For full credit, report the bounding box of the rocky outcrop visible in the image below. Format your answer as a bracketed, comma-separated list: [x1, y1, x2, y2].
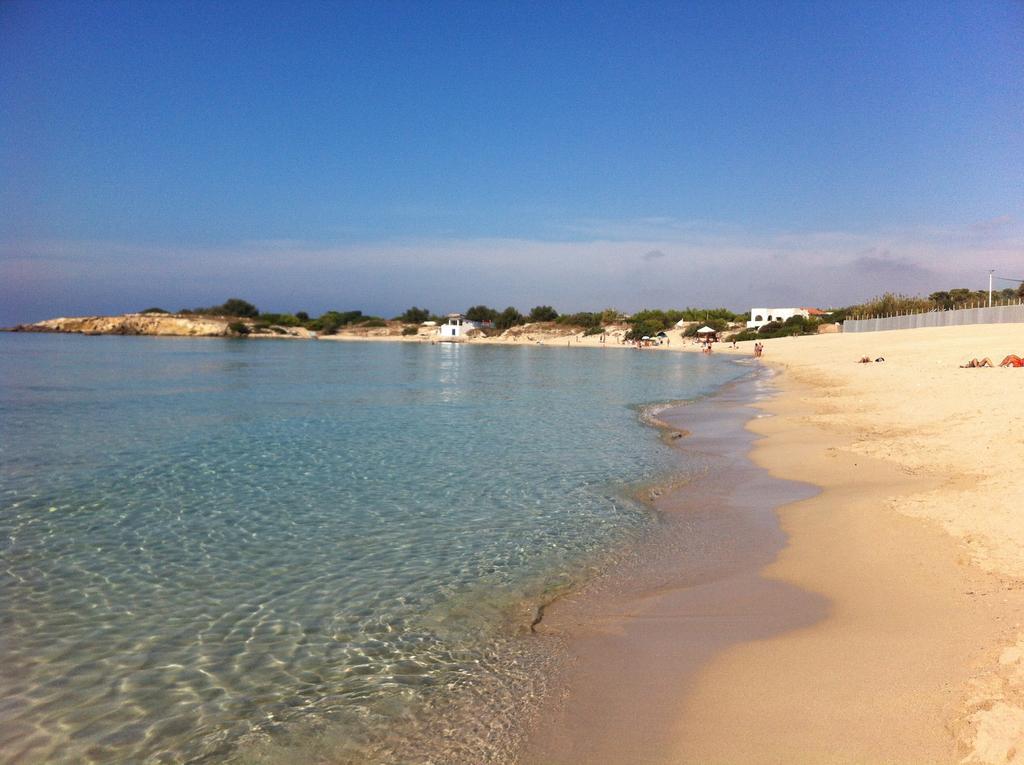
[13, 313, 236, 337]
[11, 313, 326, 339]
[248, 324, 317, 339]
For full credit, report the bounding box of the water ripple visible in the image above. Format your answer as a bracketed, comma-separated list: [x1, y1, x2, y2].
[0, 335, 747, 763]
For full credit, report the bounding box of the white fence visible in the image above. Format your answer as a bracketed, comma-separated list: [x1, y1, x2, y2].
[843, 302, 1024, 333]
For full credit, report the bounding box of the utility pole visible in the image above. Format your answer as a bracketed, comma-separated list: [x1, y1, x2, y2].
[989, 270, 994, 307]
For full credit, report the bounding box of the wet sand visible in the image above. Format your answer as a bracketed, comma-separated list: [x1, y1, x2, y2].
[524, 322, 1024, 764]
[522, 370, 829, 764]
[668, 374, 1024, 763]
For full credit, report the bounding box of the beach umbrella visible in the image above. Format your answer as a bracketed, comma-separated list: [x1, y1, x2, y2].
[641, 335, 650, 340]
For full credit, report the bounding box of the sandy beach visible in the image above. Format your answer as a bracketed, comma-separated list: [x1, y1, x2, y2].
[526, 322, 1024, 764]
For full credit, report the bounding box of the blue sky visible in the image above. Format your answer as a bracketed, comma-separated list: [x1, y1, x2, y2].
[2, 0, 1021, 323]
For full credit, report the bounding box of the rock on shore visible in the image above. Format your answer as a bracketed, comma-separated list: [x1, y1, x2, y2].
[13, 313, 236, 336]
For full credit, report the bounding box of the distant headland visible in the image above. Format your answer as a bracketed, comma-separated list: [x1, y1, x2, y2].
[9, 286, 1016, 344]
[7, 297, 836, 345]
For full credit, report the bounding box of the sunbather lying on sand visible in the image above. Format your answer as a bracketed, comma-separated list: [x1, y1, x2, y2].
[1000, 354, 1024, 368]
[961, 358, 994, 368]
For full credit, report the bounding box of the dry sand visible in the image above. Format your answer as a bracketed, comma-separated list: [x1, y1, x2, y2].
[526, 323, 1024, 764]
[692, 323, 1024, 765]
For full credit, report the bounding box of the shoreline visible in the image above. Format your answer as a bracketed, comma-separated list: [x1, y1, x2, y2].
[668, 369, 1024, 763]
[520, 322, 1024, 763]
[6, 312, 745, 354]
[519, 368, 829, 764]
[686, 323, 1024, 764]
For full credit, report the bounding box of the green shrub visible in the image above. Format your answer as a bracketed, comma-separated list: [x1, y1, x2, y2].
[730, 329, 759, 342]
[629, 309, 674, 331]
[141, 307, 169, 314]
[583, 325, 605, 336]
[189, 298, 260, 318]
[397, 306, 431, 324]
[848, 292, 932, 318]
[528, 305, 559, 322]
[258, 312, 301, 327]
[496, 306, 525, 330]
[218, 298, 258, 318]
[227, 321, 250, 335]
[625, 319, 665, 341]
[361, 319, 387, 328]
[557, 312, 601, 328]
[820, 309, 846, 324]
[600, 308, 624, 324]
[738, 316, 822, 340]
[401, 326, 419, 336]
[628, 308, 743, 332]
[310, 310, 363, 333]
[465, 305, 499, 323]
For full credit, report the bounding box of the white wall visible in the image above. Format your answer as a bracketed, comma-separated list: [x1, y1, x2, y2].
[843, 303, 1024, 333]
[747, 307, 808, 329]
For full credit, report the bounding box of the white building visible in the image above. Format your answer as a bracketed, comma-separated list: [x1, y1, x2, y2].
[747, 307, 826, 330]
[438, 313, 490, 339]
[747, 308, 808, 329]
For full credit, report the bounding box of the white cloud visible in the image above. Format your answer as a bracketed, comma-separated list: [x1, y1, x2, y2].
[2, 217, 1022, 324]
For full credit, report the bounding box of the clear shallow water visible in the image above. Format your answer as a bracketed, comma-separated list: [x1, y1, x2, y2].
[0, 334, 748, 764]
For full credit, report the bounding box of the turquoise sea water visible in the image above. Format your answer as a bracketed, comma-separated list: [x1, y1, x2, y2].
[0, 334, 748, 764]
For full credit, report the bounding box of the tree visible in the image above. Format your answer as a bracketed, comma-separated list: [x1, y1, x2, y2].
[397, 306, 430, 324]
[629, 309, 672, 330]
[295, 311, 310, 322]
[310, 310, 362, 335]
[220, 298, 259, 318]
[1018, 282, 1024, 299]
[465, 305, 498, 323]
[600, 308, 622, 324]
[316, 315, 340, 335]
[257, 313, 300, 326]
[625, 319, 665, 341]
[556, 312, 600, 328]
[316, 310, 362, 325]
[822, 308, 848, 324]
[528, 305, 559, 322]
[947, 288, 973, 306]
[682, 317, 730, 336]
[496, 306, 525, 330]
